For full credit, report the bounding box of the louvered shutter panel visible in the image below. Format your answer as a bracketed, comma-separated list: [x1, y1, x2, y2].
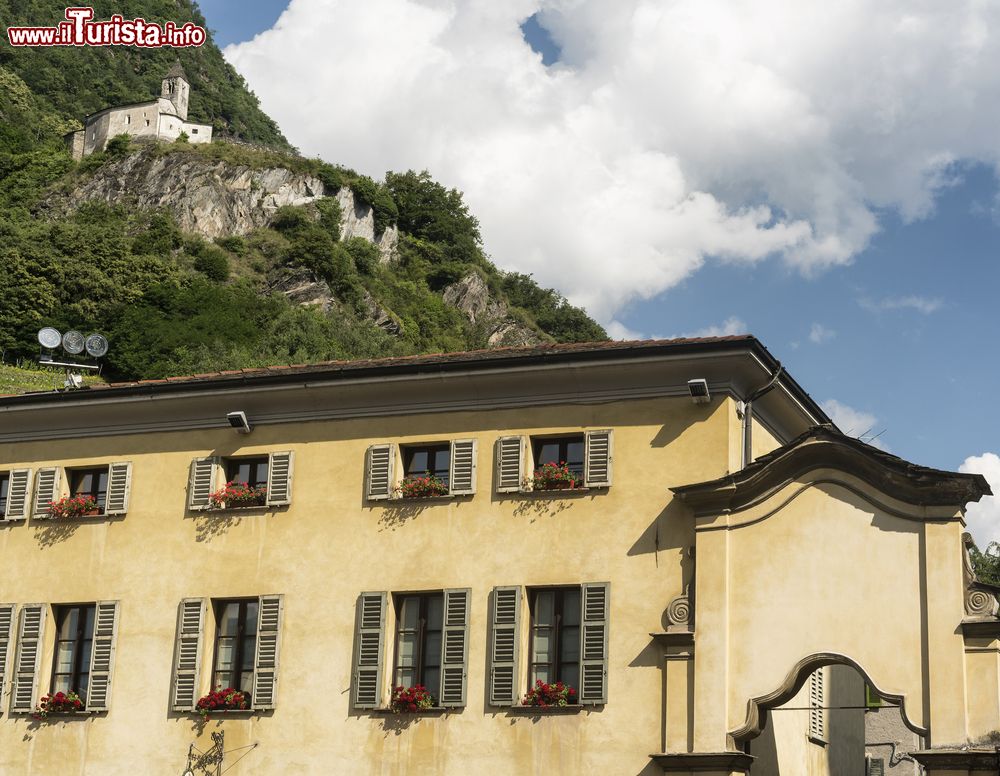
[266, 452, 294, 507]
[171, 598, 205, 711]
[495, 437, 524, 493]
[0, 604, 14, 710]
[86, 600, 119, 711]
[809, 669, 826, 740]
[584, 430, 613, 488]
[488, 586, 521, 706]
[440, 588, 470, 707]
[3, 469, 32, 521]
[187, 458, 216, 510]
[32, 467, 61, 519]
[353, 592, 386, 709]
[10, 604, 45, 713]
[365, 445, 394, 501]
[579, 582, 609, 705]
[253, 594, 283, 710]
[449, 439, 477, 496]
[104, 462, 132, 516]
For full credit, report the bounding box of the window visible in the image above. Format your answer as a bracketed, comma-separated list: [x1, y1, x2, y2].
[69, 467, 109, 512]
[211, 599, 258, 696]
[186, 452, 294, 511]
[528, 587, 581, 694]
[1, 469, 32, 521]
[364, 440, 477, 501]
[191, 127, 199, 134]
[351, 589, 470, 710]
[808, 669, 827, 743]
[495, 430, 613, 493]
[125, 114, 131, 125]
[51, 604, 95, 703]
[0, 472, 9, 515]
[532, 437, 585, 480]
[486, 583, 608, 707]
[864, 682, 882, 709]
[403, 444, 451, 487]
[7, 601, 119, 714]
[170, 595, 283, 713]
[144, 119, 150, 127]
[393, 593, 443, 695]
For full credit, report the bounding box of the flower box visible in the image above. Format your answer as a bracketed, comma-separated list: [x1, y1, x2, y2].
[521, 679, 577, 708]
[209, 482, 267, 510]
[389, 684, 435, 713]
[394, 475, 449, 499]
[525, 462, 582, 492]
[48, 496, 101, 519]
[33, 691, 84, 720]
[195, 688, 250, 719]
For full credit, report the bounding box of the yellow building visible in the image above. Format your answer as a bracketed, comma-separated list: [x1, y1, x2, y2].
[0, 337, 996, 775]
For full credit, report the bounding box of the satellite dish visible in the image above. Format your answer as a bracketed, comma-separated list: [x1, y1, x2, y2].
[62, 330, 85, 355]
[38, 327, 62, 349]
[85, 333, 109, 358]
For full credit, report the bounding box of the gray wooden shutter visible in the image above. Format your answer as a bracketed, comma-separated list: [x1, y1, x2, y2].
[365, 444, 394, 501]
[488, 586, 521, 706]
[809, 669, 826, 740]
[352, 592, 386, 709]
[579, 582, 609, 705]
[3, 469, 32, 521]
[495, 437, 524, 493]
[440, 588, 470, 707]
[86, 600, 119, 711]
[187, 457, 216, 511]
[266, 452, 294, 507]
[584, 430, 613, 488]
[171, 598, 206, 711]
[0, 604, 14, 710]
[10, 604, 45, 713]
[104, 462, 132, 516]
[449, 439, 477, 496]
[253, 594, 283, 710]
[32, 467, 61, 519]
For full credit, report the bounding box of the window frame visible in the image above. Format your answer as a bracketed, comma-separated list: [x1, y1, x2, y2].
[67, 466, 110, 513]
[0, 471, 9, 515]
[50, 603, 96, 705]
[530, 434, 586, 481]
[401, 443, 451, 488]
[223, 456, 270, 490]
[210, 598, 258, 697]
[392, 592, 444, 699]
[527, 586, 582, 700]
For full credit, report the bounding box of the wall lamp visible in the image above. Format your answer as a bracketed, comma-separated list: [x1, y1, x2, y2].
[687, 379, 711, 404]
[226, 411, 252, 434]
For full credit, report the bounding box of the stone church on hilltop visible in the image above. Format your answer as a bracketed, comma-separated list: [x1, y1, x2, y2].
[65, 62, 213, 160]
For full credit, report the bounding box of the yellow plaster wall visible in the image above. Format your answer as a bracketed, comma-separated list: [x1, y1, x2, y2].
[0, 395, 731, 775]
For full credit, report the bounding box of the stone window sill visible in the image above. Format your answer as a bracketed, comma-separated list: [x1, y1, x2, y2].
[372, 706, 452, 715]
[505, 705, 585, 714]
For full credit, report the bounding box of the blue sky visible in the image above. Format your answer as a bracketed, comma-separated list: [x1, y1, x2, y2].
[200, 1, 1000, 540]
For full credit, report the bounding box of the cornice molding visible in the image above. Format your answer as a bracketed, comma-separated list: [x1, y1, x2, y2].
[649, 752, 753, 772]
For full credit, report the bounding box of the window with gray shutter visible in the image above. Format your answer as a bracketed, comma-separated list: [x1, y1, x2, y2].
[448, 440, 477, 496]
[809, 669, 826, 741]
[104, 462, 132, 516]
[867, 757, 885, 776]
[86, 600, 120, 711]
[10, 604, 45, 713]
[187, 458, 216, 511]
[266, 452, 294, 507]
[583, 430, 613, 488]
[353, 592, 386, 709]
[440, 588, 470, 707]
[495, 437, 524, 493]
[579, 582, 609, 704]
[32, 468, 61, 519]
[488, 586, 521, 706]
[0, 604, 14, 710]
[171, 598, 205, 711]
[253, 594, 283, 710]
[365, 445, 395, 501]
[3, 469, 32, 521]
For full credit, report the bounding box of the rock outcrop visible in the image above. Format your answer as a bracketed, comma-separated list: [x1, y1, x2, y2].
[442, 272, 542, 347]
[53, 147, 398, 260]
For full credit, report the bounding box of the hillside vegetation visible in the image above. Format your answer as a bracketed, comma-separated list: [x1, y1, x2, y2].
[0, 1, 605, 385]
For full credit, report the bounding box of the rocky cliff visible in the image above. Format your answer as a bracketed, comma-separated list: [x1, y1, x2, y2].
[51, 145, 398, 261]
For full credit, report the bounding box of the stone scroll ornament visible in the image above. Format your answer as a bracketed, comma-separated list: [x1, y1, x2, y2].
[667, 592, 691, 631]
[966, 588, 1000, 618]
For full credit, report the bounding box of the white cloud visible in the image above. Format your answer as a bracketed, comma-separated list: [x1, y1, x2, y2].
[605, 320, 644, 340]
[821, 399, 888, 450]
[809, 323, 836, 344]
[226, 0, 1000, 322]
[859, 295, 944, 314]
[959, 453, 1000, 547]
[680, 316, 747, 338]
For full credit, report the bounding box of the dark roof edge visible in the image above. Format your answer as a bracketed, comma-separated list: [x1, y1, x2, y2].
[0, 337, 830, 422]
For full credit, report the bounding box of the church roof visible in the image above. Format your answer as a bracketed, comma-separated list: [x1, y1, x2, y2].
[165, 61, 188, 81]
